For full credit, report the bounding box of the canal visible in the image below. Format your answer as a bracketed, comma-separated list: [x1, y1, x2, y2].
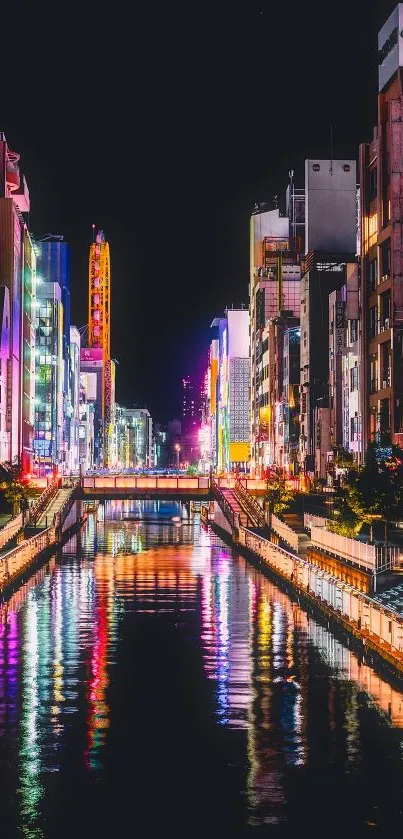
[0, 500, 403, 838]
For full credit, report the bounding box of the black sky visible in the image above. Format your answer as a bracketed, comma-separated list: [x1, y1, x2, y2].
[0, 0, 397, 421]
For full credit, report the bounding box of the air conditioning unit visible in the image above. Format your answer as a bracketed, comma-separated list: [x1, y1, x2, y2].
[382, 274, 389, 282]
[382, 380, 387, 389]
[385, 318, 390, 329]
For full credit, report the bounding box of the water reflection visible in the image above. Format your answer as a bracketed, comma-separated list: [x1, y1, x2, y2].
[0, 500, 401, 836]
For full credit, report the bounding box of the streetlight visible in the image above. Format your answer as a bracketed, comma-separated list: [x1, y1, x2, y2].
[175, 443, 181, 470]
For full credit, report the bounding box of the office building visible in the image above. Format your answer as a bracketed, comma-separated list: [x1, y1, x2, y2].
[359, 3, 403, 449]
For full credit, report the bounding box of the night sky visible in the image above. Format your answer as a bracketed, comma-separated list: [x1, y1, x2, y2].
[0, 0, 397, 422]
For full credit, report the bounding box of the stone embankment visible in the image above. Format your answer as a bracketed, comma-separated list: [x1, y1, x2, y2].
[203, 492, 403, 678]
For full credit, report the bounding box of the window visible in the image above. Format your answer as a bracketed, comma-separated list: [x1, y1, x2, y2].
[350, 320, 358, 343]
[381, 240, 391, 279]
[369, 258, 377, 293]
[351, 416, 359, 441]
[350, 366, 358, 392]
[370, 306, 378, 338]
[369, 167, 377, 200]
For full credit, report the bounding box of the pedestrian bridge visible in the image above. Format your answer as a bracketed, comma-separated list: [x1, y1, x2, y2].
[79, 474, 211, 499]
[76, 474, 267, 500]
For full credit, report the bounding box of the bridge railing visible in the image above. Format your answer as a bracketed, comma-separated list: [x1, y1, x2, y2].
[81, 475, 210, 491]
[234, 479, 266, 528]
[211, 479, 240, 530]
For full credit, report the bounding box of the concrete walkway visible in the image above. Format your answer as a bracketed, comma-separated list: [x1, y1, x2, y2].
[219, 487, 249, 527]
[36, 488, 73, 529]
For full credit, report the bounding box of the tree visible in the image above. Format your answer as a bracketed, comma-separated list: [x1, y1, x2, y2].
[264, 473, 294, 517]
[0, 458, 39, 517]
[327, 490, 362, 538]
[336, 443, 403, 542]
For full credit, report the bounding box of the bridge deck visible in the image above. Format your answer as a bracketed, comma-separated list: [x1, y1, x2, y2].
[79, 475, 211, 499]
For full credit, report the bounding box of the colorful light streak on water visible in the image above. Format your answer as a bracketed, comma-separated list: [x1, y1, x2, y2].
[0, 502, 401, 836]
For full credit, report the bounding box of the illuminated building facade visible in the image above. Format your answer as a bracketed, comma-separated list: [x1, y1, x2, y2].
[80, 348, 103, 467]
[359, 3, 403, 449]
[87, 229, 112, 466]
[181, 376, 202, 466]
[206, 337, 219, 469]
[213, 309, 250, 473]
[68, 326, 81, 473]
[0, 132, 35, 472]
[152, 423, 169, 469]
[79, 369, 95, 471]
[0, 289, 10, 462]
[283, 326, 301, 474]
[33, 280, 63, 474]
[116, 406, 153, 469]
[35, 237, 71, 473]
[249, 188, 303, 476]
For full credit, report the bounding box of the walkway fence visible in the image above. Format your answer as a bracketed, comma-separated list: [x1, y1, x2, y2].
[310, 525, 403, 573]
[0, 526, 56, 590]
[271, 513, 300, 552]
[303, 513, 328, 530]
[0, 513, 24, 552]
[237, 525, 403, 656]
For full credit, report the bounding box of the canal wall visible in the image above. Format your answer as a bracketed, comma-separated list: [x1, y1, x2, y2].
[236, 525, 403, 674]
[0, 499, 85, 597]
[210, 506, 403, 678]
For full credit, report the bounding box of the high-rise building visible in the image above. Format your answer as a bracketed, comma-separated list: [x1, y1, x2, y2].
[68, 326, 81, 473]
[116, 407, 153, 469]
[212, 309, 250, 473]
[0, 133, 35, 473]
[35, 236, 71, 472]
[33, 278, 64, 474]
[282, 326, 301, 475]
[299, 159, 357, 478]
[87, 229, 112, 466]
[249, 187, 303, 476]
[79, 369, 95, 471]
[359, 3, 403, 449]
[181, 376, 201, 465]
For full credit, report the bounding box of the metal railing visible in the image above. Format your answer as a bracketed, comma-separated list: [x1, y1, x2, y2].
[211, 479, 241, 530]
[28, 476, 61, 525]
[81, 475, 210, 491]
[234, 479, 266, 528]
[310, 524, 403, 573]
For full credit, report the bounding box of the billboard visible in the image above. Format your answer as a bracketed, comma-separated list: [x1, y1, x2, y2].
[335, 301, 346, 355]
[81, 347, 103, 364]
[378, 4, 403, 91]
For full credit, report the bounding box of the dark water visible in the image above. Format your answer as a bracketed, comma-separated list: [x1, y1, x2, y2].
[0, 500, 403, 838]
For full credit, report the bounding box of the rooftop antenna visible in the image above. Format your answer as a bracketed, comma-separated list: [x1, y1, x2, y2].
[92, 223, 95, 243]
[330, 126, 333, 175]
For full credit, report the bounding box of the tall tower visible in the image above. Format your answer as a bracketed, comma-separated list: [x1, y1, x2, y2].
[87, 229, 114, 466]
[88, 229, 110, 367]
